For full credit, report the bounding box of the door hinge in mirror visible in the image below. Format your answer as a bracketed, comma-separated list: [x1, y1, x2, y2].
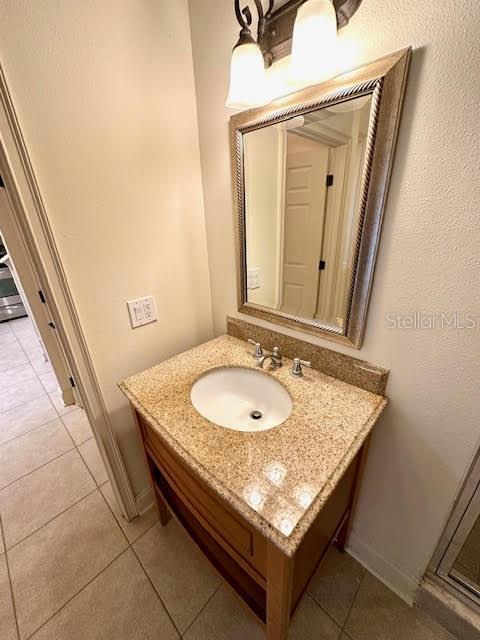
[38, 290, 46, 303]
[69, 376, 76, 388]
[326, 174, 334, 187]
[319, 260, 326, 271]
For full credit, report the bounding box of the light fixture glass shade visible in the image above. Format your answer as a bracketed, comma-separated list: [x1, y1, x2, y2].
[225, 42, 268, 109]
[290, 0, 338, 86]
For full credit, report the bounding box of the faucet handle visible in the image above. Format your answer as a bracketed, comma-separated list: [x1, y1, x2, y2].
[291, 357, 312, 377]
[248, 339, 263, 360]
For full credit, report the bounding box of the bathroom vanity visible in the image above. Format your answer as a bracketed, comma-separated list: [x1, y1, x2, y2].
[120, 326, 387, 640]
[120, 47, 410, 640]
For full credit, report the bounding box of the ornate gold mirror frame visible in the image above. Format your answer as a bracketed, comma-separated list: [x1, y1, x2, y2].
[231, 48, 411, 348]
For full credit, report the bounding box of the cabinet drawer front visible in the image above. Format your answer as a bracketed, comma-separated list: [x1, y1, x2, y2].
[139, 416, 265, 570]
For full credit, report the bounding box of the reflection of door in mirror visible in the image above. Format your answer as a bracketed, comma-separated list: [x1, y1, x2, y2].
[281, 133, 328, 318]
[244, 94, 372, 330]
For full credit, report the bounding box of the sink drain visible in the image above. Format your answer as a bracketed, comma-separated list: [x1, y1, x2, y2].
[250, 410, 263, 420]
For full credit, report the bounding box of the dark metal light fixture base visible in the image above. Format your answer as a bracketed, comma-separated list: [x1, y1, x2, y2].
[232, 0, 363, 68]
[261, 0, 363, 66]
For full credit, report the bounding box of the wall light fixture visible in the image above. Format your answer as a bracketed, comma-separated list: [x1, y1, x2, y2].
[226, 0, 363, 108]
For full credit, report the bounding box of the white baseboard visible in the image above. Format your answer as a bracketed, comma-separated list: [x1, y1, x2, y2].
[347, 530, 420, 605]
[135, 486, 155, 515]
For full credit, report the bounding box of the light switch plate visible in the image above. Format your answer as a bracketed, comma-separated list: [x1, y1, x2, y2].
[247, 267, 260, 290]
[127, 295, 157, 328]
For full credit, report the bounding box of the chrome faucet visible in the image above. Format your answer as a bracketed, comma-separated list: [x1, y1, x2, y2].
[247, 339, 264, 362]
[258, 346, 283, 370]
[290, 357, 312, 377]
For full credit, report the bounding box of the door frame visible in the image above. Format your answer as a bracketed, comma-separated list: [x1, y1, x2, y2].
[0, 63, 138, 521]
[428, 445, 480, 606]
[0, 187, 77, 408]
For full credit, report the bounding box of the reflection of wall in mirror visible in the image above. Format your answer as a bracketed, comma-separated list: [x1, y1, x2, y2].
[244, 126, 285, 308]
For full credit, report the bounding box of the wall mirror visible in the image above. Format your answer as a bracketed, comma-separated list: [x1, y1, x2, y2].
[231, 48, 411, 348]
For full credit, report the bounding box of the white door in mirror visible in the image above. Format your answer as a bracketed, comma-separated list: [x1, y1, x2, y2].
[191, 367, 292, 432]
[127, 296, 157, 328]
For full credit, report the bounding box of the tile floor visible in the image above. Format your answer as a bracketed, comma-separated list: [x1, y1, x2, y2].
[0, 317, 458, 639]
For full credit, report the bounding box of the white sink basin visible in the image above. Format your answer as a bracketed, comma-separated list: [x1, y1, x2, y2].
[190, 367, 292, 432]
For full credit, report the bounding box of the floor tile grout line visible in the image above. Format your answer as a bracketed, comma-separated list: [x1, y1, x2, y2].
[17, 329, 50, 373]
[66, 404, 103, 489]
[2, 321, 174, 635]
[14, 323, 57, 397]
[0, 367, 38, 384]
[1, 320, 89, 534]
[305, 550, 353, 632]
[0, 482, 157, 640]
[181, 582, 222, 637]
[22, 545, 132, 640]
[0, 331, 31, 377]
[38, 375, 57, 395]
[2, 318, 72, 431]
[304, 547, 367, 634]
[304, 591, 344, 633]
[0, 389, 49, 416]
[71, 434, 93, 447]
[0, 514, 21, 640]
[130, 541, 183, 637]
[0, 368, 38, 392]
[12, 326, 35, 362]
[3, 421, 114, 594]
[2, 326, 27, 351]
[45, 387, 76, 420]
[0, 443, 76, 493]
[0, 413, 63, 451]
[97, 480, 160, 549]
[4, 485, 99, 553]
[76, 436, 106, 488]
[5, 332, 62, 418]
[4, 412, 267, 638]
[7, 364, 217, 640]
[46, 388, 59, 412]
[5, 476, 131, 638]
[341, 566, 366, 634]
[97, 480, 131, 547]
[97, 484, 182, 635]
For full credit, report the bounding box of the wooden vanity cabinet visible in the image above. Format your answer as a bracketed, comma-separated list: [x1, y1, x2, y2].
[133, 409, 364, 640]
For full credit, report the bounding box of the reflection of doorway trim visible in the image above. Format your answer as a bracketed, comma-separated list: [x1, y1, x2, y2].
[274, 126, 286, 310]
[0, 64, 137, 520]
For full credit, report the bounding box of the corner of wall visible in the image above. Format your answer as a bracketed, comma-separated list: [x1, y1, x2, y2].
[348, 529, 420, 605]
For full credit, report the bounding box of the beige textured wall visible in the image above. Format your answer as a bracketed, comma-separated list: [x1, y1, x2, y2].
[244, 125, 283, 308]
[0, 0, 213, 496]
[188, 0, 480, 599]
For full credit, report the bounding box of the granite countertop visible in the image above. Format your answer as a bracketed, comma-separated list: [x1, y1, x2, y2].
[120, 335, 387, 556]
